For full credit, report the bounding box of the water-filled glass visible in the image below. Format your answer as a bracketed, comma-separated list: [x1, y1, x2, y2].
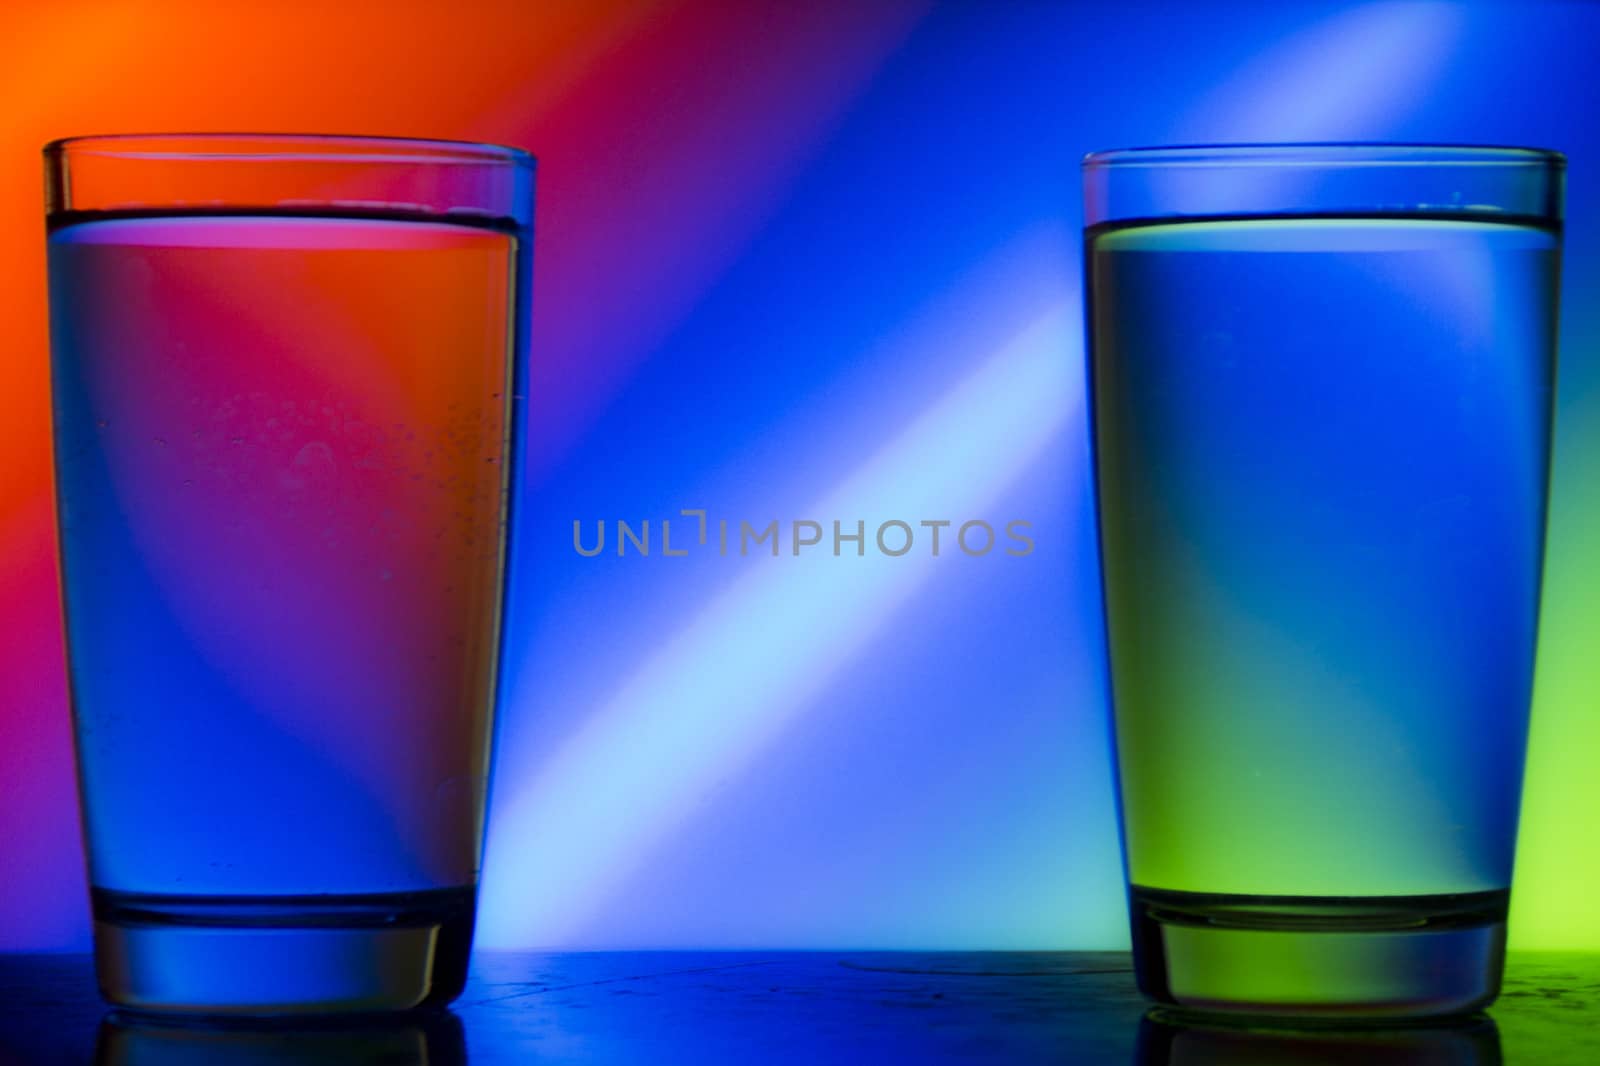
[45, 133, 534, 1014]
[1084, 144, 1563, 1017]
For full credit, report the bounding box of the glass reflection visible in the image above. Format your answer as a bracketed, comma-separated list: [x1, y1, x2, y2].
[95, 1009, 466, 1066]
[1136, 1009, 1501, 1066]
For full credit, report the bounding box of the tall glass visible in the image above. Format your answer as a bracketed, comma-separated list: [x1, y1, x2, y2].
[44, 134, 534, 1014]
[1084, 144, 1563, 1017]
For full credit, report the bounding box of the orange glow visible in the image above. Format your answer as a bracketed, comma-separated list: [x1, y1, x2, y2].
[0, 0, 661, 947]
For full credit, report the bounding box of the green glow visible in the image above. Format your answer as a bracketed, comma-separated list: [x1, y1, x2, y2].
[1510, 359, 1600, 948]
[1094, 219, 1552, 900]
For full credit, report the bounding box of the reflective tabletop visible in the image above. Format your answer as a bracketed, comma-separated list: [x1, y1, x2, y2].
[1, 952, 1596, 1064]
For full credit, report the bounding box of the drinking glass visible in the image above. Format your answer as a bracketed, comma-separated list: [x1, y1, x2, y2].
[1084, 144, 1563, 1017]
[44, 133, 534, 1014]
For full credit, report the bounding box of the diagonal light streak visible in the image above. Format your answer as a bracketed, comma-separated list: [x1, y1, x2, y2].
[480, 300, 1079, 945]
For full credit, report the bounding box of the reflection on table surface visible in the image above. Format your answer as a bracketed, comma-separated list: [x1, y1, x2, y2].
[96, 1011, 465, 1066]
[1137, 1010, 1501, 1066]
[0, 952, 1596, 1065]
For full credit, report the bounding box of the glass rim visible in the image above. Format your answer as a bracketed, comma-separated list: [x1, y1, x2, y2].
[1083, 142, 1564, 171]
[42, 131, 536, 171]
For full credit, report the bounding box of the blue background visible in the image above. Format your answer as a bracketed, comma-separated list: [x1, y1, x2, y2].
[1, 0, 1597, 950]
[484, 0, 1600, 949]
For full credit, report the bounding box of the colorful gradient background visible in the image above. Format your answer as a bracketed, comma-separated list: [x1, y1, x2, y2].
[1, 0, 1597, 952]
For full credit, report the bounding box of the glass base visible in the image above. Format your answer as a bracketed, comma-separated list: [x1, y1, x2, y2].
[1128, 885, 1508, 1020]
[91, 886, 476, 1016]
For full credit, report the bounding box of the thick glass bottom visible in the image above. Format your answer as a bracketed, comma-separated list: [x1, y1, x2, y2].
[91, 886, 476, 1016]
[1128, 885, 1508, 1020]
